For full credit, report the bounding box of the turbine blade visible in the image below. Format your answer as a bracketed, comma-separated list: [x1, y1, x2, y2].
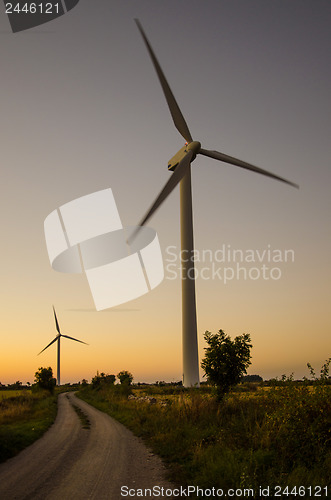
[53, 306, 61, 334]
[135, 19, 193, 143]
[200, 148, 299, 188]
[128, 151, 193, 244]
[38, 336, 58, 355]
[61, 334, 88, 345]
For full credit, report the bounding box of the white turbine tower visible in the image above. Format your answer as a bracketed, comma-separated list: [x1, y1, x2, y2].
[38, 306, 88, 386]
[131, 20, 298, 388]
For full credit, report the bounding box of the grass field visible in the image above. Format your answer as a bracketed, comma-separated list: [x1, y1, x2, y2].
[78, 380, 331, 495]
[0, 389, 32, 400]
[0, 390, 58, 463]
[1, 379, 329, 497]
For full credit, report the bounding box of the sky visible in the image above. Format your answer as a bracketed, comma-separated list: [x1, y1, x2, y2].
[0, 0, 330, 385]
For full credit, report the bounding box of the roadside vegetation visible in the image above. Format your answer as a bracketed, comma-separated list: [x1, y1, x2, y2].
[0, 389, 57, 462]
[78, 359, 331, 494]
[0, 367, 61, 463]
[1, 337, 330, 496]
[0, 390, 32, 400]
[0, 366, 92, 463]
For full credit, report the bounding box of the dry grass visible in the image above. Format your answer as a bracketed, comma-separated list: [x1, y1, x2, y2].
[78, 380, 331, 491]
[0, 391, 35, 424]
[0, 390, 57, 462]
[0, 390, 31, 400]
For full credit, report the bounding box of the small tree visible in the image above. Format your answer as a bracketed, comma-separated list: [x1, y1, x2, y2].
[117, 370, 133, 385]
[105, 374, 116, 385]
[307, 358, 331, 385]
[92, 371, 116, 389]
[34, 367, 56, 393]
[201, 329, 252, 401]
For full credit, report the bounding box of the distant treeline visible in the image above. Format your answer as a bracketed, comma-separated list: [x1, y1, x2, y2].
[2, 373, 331, 390]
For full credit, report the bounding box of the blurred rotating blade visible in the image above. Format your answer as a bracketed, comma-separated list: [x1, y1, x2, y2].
[128, 151, 193, 244]
[135, 19, 193, 143]
[200, 148, 299, 188]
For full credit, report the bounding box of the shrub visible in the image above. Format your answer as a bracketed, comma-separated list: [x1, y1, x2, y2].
[201, 329, 252, 400]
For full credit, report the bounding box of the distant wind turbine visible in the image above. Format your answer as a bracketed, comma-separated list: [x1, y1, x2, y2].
[38, 306, 88, 386]
[131, 20, 298, 388]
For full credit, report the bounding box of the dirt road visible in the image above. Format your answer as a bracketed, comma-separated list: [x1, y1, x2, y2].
[0, 392, 174, 499]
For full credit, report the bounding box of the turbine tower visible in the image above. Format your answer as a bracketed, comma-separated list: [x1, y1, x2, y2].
[132, 20, 298, 387]
[38, 306, 88, 386]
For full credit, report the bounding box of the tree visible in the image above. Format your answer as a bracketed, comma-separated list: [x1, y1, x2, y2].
[105, 374, 116, 385]
[201, 329, 252, 400]
[92, 372, 116, 389]
[34, 367, 56, 393]
[117, 370, 133, 385]
[91, 372, 102, 388]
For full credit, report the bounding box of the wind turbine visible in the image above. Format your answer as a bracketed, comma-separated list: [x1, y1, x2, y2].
[131, 20, 298, 387]
[38, 307, 88, 386]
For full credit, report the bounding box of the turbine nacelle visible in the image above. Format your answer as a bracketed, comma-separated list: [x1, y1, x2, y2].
[168, 141, 201, 171]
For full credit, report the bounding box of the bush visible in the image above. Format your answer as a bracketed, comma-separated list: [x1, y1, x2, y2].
[91, 372, 116, 389]
[117, 370, 133, 385]
[201, 329, 252, 400]
[260, 368, 331, 473]
[34, 367, 56, 393]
